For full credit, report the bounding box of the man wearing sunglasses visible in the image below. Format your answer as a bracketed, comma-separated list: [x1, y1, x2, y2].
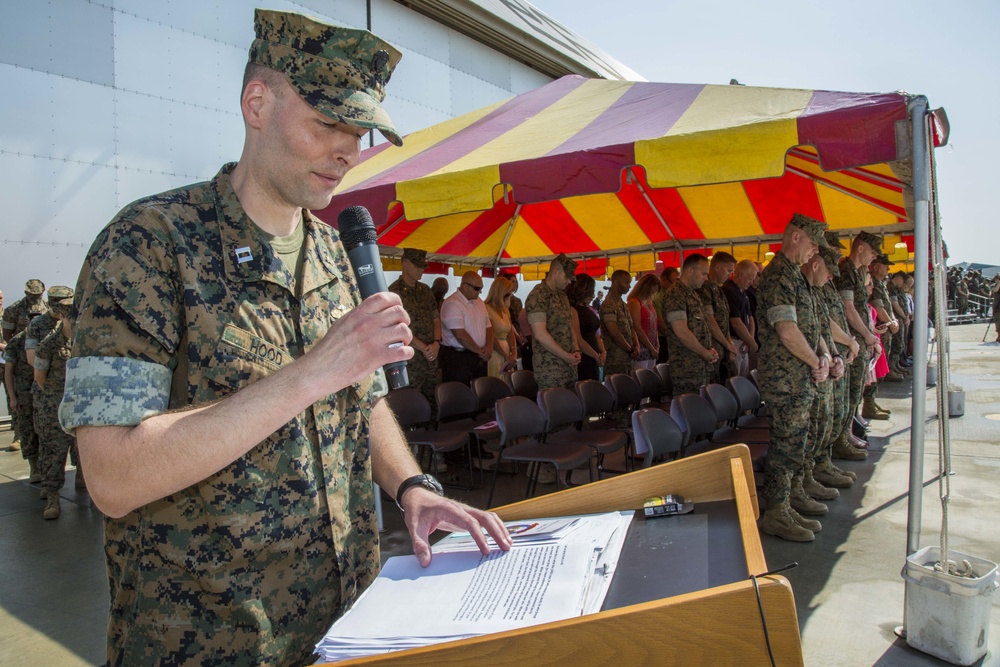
[440, 271, 493, 384]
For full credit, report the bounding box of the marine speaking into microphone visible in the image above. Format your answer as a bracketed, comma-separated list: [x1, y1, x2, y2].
[338, 205, 410, 390]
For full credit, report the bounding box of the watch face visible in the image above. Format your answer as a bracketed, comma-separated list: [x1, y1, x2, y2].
[421, 474, 444, 495]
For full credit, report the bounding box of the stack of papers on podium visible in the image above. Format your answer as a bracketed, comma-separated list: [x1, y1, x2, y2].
[315, 511, 633, 663]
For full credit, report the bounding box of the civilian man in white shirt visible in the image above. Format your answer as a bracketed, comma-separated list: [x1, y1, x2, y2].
[440, 271, 493, 384]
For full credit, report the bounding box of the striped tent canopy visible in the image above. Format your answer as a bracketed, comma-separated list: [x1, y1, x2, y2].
[320, 75, 944, 278]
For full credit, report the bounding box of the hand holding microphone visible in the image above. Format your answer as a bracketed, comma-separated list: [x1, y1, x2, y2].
[338, 205, 411, 391]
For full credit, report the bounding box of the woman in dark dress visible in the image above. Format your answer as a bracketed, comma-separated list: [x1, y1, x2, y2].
[566, 274, 605, 381]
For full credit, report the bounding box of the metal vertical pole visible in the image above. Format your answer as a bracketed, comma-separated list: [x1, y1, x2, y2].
[906, 97, 931, 557]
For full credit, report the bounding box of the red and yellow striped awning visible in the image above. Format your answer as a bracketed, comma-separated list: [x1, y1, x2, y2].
[319, 75, 934, 276]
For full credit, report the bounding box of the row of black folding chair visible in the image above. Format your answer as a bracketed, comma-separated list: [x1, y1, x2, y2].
[382, 388, 478, 490]
[487, 396, 593, 508]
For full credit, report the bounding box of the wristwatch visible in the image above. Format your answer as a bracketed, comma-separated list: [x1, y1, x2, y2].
[395, 474, 444, 511]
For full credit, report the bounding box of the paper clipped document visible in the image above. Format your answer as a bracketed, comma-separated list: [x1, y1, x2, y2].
[315, 510, 633, 663]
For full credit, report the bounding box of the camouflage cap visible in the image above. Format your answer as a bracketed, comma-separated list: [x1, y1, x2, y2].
[874, 253, 894, 266]
[855, 230, 885, 253]
[401, 247, 427, 268]
[25, 279, 45, 295]
[47, 285, 74, 302]
[249, 9, 403, 146]
[824, 231, 847, 249]
[788, 213, 830, 249]
[819, 247, 842, 277]
[553, 253, 577, 278]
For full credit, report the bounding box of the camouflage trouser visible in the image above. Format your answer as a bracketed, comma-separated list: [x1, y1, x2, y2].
[407, 353, 438, 411]
[708, 342, 726, 385]
[819, 375, 850, 464]
[12, 384, 38, 459]
[761, 388, 815, 506]
[804, 387, 834, 472]
[669, 352, 709, 396]
[604, 345, 634, 378]
[890, 328, 904, 368]
[533, 347, 577, 391]
[36, 393, 77, 493]
[849, 341, 869, 413]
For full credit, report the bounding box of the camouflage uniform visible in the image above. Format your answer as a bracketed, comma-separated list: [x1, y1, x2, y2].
[600, 293, 635, 377]
[60, 164, 387, 666]
[804, 285, 835, 465]
[662, 280, 712, 395]
[888, 281, 906, 368]
[388, 277, 439, 405]
[34, 325, 77, 494]
[525, 281, 576, 390]
[2, 289, 46, 444]
[757, 252, 822, 507]
[819, 281, 851, 460]
[837, 257, 870, 415]
[3, 332, 38, 459]
[700, 280, 730, 384]
[1, 294, 47, 340]
[25, 311, 60, 461]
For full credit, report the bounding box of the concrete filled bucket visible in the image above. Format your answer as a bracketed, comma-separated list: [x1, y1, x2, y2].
[901, 546, 998, 665]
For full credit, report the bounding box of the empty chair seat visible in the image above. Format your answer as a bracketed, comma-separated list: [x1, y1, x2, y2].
[670, 392, 768, 472]
[700, 383, 769, 443]
[632, 367, 671, 410]
[487, 396, 593, 508]
[506, 369, 538, 400]
[383, 387, 476, 489]
[632, 408, 684, 468]
[654, 362, 674, 399]
[539, 387, 628, 479]
[725, 375, 770, 428]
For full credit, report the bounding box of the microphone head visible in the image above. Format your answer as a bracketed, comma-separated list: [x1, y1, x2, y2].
[338, 206, 378, 248]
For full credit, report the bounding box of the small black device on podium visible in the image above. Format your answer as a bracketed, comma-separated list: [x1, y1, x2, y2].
[395, 474, 444, 511]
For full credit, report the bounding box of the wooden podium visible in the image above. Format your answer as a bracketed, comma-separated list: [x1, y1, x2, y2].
[333, 445, 803, 666]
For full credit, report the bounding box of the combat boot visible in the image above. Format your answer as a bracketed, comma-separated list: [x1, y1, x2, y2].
[74, 466, 86, 490]
[884, 371, 904, 382]
[832, 433, 868, 460]
[803, 469, 839, 500]
[814, 460, 854, 488]
[43, 492, 60, 520]
[873, 398, 892, 414]
[28, 456, 42, 483]
[759, 505, 815, 542]
[791, 479, 829, 516]
[788, 506, 822, 533]
[8, 437, 20, 452]
[862, 397, 889, 420]
[828, 462, 857, 481]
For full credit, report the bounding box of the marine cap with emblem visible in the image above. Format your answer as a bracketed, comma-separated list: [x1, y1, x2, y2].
[788, 213, 830, 249]
[818, 247, 842, 277]
[25, 279, 45, 296]
[47, 286, 74, 313]
[824, 231, 847, 250]
[249, 9, 403, 146]
[553, 253, 577, 279]
[855, 230, 885, 254]
[401, 247, 427, 268]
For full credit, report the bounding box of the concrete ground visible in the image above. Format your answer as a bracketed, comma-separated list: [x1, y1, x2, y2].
[1, 322, 998, 666]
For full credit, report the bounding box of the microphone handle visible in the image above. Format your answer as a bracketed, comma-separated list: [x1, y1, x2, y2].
[345, 242, 409, 391]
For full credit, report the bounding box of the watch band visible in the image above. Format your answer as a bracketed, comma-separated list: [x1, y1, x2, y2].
[395, 474, 443, 511]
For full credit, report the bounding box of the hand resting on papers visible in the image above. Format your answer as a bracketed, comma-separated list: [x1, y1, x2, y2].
[400, 489, 512, 567]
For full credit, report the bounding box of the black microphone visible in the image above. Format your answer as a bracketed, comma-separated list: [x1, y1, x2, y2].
[337, 205, 409, 391]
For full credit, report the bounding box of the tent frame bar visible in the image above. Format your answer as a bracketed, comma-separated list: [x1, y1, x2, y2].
[785, 166, 906, 219]
[906, 97, 931, 559]
[627, 166, 685, 255]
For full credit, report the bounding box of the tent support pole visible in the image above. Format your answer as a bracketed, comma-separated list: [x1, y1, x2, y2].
[629, 167, 685, 255]
[493, 202, 522, 268]
[906, 97, 930, 558]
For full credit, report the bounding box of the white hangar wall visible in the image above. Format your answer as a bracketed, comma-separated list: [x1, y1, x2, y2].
[0, 0, 555, 298]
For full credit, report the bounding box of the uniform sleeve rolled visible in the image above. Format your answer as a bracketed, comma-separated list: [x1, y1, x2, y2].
[59, 356, 172, 434]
